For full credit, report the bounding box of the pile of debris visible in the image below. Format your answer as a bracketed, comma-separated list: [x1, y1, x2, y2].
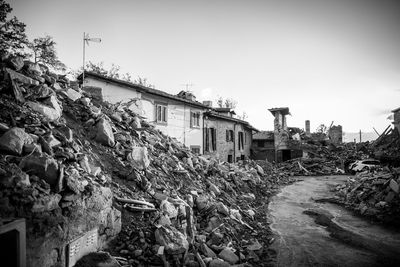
[0, 55, 295, 266]
[333, 168, 400, 226]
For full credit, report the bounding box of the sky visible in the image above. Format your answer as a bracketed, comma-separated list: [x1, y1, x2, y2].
[11, 0, 400, 134]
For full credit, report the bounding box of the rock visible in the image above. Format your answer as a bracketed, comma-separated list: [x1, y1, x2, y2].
[43, 74, 56, 85]
[80, 97, 91, 106]
[111, 113, 122, 122]
[6, 68, 39, 86]
[23, 143, 42, 154]
[65, 169, 86, 194]
[154, 225, 189, 254]
[133, 249, 143, 257]
[25, 62, 43, 76]
[256, 165, 264, 175]
[52, 82, 62, 91]
[94, 118, 115, 147]
[8, 56, 24, 71]
[55, 125, 73, 142]
[218, 248, 239, 264]
[201, 243, 217, 258]
[46, 134, 61, 148]
[241, 193, 256, 201]
[32, 194, 61, 212]
[44, 95, 62, 114]
[389, 179, 399, 193]
[127, 147, 150, 170]
[216, 202, 229, 216]
[19, 153, 59, 187]
[64, 88, 82, 101]
[160, 200, 178, 219]
[131, 116, 141, 128]
[209, 259, 230, 267]
[32, 84, 54, 99]
[209, 182, 221, 195]
[0, 127, 33, 155]
[247, 239, 262, 251]
[27, 97, 62, 122]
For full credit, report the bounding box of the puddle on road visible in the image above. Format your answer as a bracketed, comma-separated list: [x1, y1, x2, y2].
[268, 176, 395, 267]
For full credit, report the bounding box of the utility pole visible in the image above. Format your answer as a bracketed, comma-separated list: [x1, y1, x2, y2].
[82, 32, 101, 87]
[359, 130, 362, 143]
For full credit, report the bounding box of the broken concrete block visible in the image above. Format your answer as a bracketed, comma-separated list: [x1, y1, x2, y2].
[19, 153, 59, 187]
[131, 116, 141, 129]
[216, 202, 229, 216]
[25, 62, 43, 76]
[32, 194, 61, 213]
[0, 127, 34, 155]
[27, 96, 62, 122]
[389, 179, 399, 193]
[8, 56, 24, 71]
[6, 68, 39, 86]
[154, 225, 189, 254]
[209, 182, 221, 195]
[218, 247, 239, 264]
[160, 200, 178, 219]
[127, 147, 150, 170]
[64, 88, 82, 101]
[94, 118, 115, 147]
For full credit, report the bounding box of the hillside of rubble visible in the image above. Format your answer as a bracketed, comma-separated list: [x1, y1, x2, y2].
[0, 56, 300, 267]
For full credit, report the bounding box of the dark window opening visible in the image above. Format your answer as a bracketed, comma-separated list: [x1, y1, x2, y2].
[228, 155, 233, 163]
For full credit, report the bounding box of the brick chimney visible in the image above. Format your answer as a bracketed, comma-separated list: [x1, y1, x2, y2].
[305, 120, 310, 136]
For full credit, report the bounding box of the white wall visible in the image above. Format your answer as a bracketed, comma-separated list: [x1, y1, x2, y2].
[85, 78, 141, 103]
[85, 77, 204, 152]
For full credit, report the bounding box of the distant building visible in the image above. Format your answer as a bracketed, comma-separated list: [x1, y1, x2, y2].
[251, 131, 275, 162]
[203, 108, 257, 162]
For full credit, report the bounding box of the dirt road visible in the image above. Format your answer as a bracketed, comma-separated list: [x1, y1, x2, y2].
[268, 175, 400, 267]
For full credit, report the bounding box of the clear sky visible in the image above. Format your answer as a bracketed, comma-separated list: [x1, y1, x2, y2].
[11, 0, 400, 133]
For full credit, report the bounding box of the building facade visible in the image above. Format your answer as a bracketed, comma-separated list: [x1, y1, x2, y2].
[82, 72, 208, 153]
[203, 110, 255, 162]
[251, 131, 275, 162]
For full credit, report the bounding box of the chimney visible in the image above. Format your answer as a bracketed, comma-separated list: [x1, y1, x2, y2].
[203, 101, 213, 107]
[305, 120, 310, 136]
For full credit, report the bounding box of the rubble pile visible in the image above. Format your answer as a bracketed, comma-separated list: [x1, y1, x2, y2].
[333, 168, 400, 226]
[0, 55, 295, 266]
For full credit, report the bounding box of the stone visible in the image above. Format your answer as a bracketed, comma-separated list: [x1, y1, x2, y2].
[256, 165, 264, 175]
[154, 225, 189, 254]
[209, 182, 221, 195]
[218, 248, 239, 264]
[52, 82, 62, 91]
[32, 84, 55, 99]
[247, 239, 262, 251]
[79, 155, 91, 173]
[127, 147, 150, 170]
[55, 125, 73, 142]
[65, 170, 86, 194]
[216, 202, 229, 216]
[160, 200, 178, 219]
[23, 143, 42, 154]
[32, 194, 61, 212]
[27, 98, 62, 122]
[94, 118, 115, 147]
[46, 134, 62, 148]
[209, 259, 230, 267]
[8, 56, 24, 71]
[44, 95, 62, 114]
[201, 243, 217, 258]
[131, 116, 141, 128]
[111, 113, 122, 122]
[19, 153, 59, 187]
[43, 74, 56, 85]
[0, 127, 33, 155]
[389, 179, 399, 193]
[133, 249, 143, 257]
[25, 62, 43, 76]
[64, 88, 82, 101]
[6, 68, 39, 86]
[80, 97, 91, 106]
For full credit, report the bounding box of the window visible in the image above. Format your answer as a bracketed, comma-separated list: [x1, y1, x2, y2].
[228, 155, 233, 163]
[257, 140, 265, 147]
[190, 146, 200, 154]
[205, 127, 216, 152]
[238, 131, 244, 150]
[190, 111, 200, 128]
[155, 103, 167, 124]
[226, 130, 234, 142]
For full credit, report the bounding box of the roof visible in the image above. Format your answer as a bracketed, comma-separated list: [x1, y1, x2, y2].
[268, 107, 290, 116]
[253, 131, 274, 140]
[392, 107, 400, 113]
[81, 71, 209, 109]
[215, 107, 236, 115]
[205, 111, 258, 131]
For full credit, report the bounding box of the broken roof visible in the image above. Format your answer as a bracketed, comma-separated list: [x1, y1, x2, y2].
[205, 111, 258, 131]
[81, 71, 209, 109]
[214, 107, 236, 115]
[268, 107, 290, 116]
[253, 131, 274, 140]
